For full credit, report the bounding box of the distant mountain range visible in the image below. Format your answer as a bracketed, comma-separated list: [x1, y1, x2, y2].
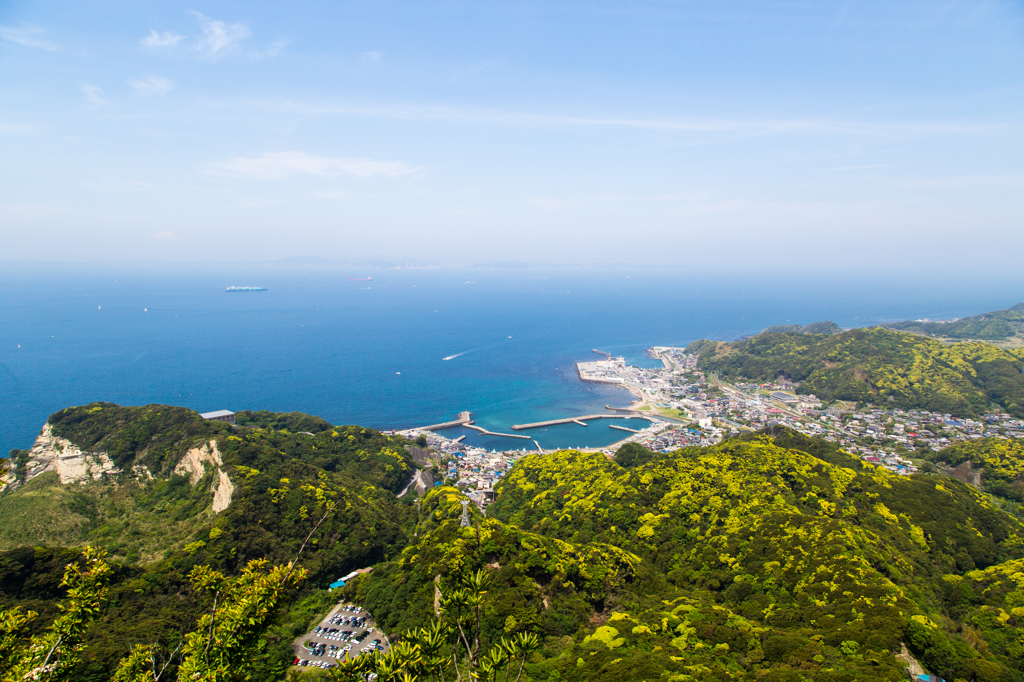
[878, 302, 1024, 340]
[754, 302, 1024, 341]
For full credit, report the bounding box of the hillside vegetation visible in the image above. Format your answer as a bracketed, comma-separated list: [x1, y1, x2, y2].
[881, 303, 1024, 341]
[928, 438, 1024, 504]
[0, 403, 421, 681]
[6, 405, 1024, 681]
[687, 327, 1024, 417]
[343, 429, 1024, 681]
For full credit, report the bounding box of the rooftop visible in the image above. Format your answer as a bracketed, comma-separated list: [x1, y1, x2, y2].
[200, 410, 235, 419]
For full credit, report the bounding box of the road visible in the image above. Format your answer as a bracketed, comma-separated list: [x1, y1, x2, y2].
[397, 469, 424, 498]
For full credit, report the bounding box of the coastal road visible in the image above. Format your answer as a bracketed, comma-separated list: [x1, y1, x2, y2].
[397, 469, 424, 498]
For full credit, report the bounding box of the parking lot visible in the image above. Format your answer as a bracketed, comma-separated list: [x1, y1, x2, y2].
[291, 602, 389, 671]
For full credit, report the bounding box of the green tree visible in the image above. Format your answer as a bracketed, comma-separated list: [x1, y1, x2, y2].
[0, 547, 112, 682]
[613, 442, 655, 468]
[175, 560, 308, 681]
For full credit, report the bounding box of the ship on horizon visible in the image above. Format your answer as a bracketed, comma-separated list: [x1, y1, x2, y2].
[225, 286, 267, 292]
[348, 277, 373, 281]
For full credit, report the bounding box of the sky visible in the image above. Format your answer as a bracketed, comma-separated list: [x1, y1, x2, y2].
[1, 1, 1023, 271]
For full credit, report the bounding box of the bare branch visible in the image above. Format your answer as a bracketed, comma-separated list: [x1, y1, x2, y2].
[40, 634, 63, 671]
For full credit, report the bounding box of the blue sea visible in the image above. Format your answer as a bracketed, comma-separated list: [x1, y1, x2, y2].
[1, 264, 1020, 455]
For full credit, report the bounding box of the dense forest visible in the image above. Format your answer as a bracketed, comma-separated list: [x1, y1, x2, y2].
[4, 404, 1024, 680]
[687, 327, 1024, 417]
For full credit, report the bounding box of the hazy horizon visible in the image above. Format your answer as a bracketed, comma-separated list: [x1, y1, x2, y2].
[2, 1, 1023, 272]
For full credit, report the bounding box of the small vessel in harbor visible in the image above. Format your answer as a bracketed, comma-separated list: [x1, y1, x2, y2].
[225, 286, 267, 292]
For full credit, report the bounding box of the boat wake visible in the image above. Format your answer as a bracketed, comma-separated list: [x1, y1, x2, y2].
[443, 335, 518, 361]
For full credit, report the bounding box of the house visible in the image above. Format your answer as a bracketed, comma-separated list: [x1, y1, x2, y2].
[200, 409, 236, 425]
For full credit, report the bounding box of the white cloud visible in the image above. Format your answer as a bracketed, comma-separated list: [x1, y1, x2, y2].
[79, 83, 105, 104]
[0, 121, 38, 135]
[206, 151, 420, 180]
[127, 75, 175, 96]
[314, 190, 352, 199]
[262, 100, 1018, 142]
[142, 30, 184, 47]
[191, 11, 251, 59]
[264, 40, 288, 58]
[446, 60, 504, 83]
[154, 231, 180, 241]
[0, 25, 57, 50]
[360, 51, 382, 63]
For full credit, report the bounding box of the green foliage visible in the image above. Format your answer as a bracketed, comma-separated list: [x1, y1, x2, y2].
[612, 443, 656, 468]
[234, 410, 333, 434]
[336, 573, 541, 682]
[931, 438, 1024, 503]
[0, 547, 112, 682]
[10, 404, 1024, 681]
[0, 471, 217, 562]
[882, 302, 1024, 340]
[688, 327, 1024, 417]
[484, 434, 1024, 680]
[356, 486, 638, 648]
[0, 405, 423, 681]
[177, 560, 307, 682]
[763, 320, 842, 335]
[48, 403, 226, 473]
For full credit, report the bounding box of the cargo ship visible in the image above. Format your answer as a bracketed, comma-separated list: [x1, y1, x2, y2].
[348, 277, 373, 281]
[225, 286, 267, 292]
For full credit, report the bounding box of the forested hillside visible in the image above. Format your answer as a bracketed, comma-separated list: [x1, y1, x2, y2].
[0, 403, 420, 681]
[5, 405, 1024, 681]
[341, 429, 1024, 681]
[928, 438, 1024, 504]
[687, 327, 1024, 417]
[881, 303, 1024, 341]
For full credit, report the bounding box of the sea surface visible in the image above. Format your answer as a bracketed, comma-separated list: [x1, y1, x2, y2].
[0, 264, 1019, 455]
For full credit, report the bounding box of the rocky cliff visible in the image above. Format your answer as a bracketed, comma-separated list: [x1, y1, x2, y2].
[1, 423, 121, 492]
[173, 440, 234, 513]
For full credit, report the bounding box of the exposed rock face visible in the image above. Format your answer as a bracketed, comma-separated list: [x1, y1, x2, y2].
[952, 460, 983, 489]
[174, 440, 234, 513]
[3, 423, 121, 490]
[416, 469, 434, 495]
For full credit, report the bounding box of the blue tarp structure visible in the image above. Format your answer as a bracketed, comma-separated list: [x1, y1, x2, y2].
[328, 579, 346, 590]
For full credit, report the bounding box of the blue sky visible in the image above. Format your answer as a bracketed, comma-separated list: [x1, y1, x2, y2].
[1, 1, 1022, 270]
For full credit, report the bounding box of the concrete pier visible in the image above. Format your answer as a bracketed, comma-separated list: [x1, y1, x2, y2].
[463, 423, 531, 439]
[533, 440, 543, 451]
[592, 349, 612, 360]
[572, 419, 588, 426]
[419, 411, 473, 431]
[453, 435, 466, 443]
[512, 414, 615, 430]
[606, 404, 639, 413]
[609, 424, 641, 434]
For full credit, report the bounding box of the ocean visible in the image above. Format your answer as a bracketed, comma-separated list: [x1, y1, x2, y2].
[1, 263, 1019, 455]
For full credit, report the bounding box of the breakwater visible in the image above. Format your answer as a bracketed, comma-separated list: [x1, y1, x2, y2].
[512, 414, 651, 431]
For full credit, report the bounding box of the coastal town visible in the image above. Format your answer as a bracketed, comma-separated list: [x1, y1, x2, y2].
[396, 346, 1024, 501]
